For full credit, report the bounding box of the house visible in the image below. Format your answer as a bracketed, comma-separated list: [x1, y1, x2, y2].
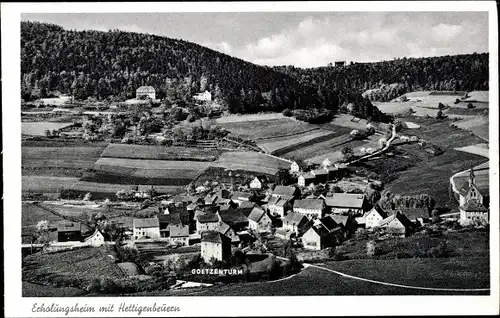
[204, 193, 219, 205]
[201, 231, 232, 263]
[458, 167, 489, 223]
[298, 172, 316, 187]
[218, 209, 249, 231]
[329, 214, 357, 236]
[163, 206, 189, 224]
[311, 168, 330, 183]
[301, 223, 337, 250]
[379, 212, 414, 237]
[290, 161, 300, 173]
[193, 91, 212, 102]
[84, 229, 105, 247]
[133, 218, 160, 240]
[57, 222, 82, 242]
[272, 185, 300, 199]
[196, 212, 221, 234]
[217, 189, 231, 200]
[293, 199, 325, 219]
[250, 177, 263, 190]
[318, 215, 346, 242]
[168, 224, 190, 246]
[395, 208, 430, 225]
[267, 196, 292, 218]
[364, 205, 388, 228]
[325, 166, 340, 179]
[231, 191, 255, 203]
[248, 207, 272, 232]
[158, 213, 182, 237]
[322, 193, 369, 216]
[136, 86, 156, 100]
[237, 201, 259, 217]
[282, 212, 311, 236]
[218, 222, 240, 244]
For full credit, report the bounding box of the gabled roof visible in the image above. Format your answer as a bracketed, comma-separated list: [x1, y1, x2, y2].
[329, 215, 350, 227]
[309, 223, 331, 237]
[239, 201, 257, 209]
[312, 168, 329, 176]
[166, 206, 189, 217]
[136, 86, 155, 92]
[319, 216, 342, 232]
[273, 185, 298, 197]
[294, 199, 324, 211]
[57, 222, 81, 232]
[133, 218, 159, 228]
[158, 213, 182, 225]
[324, 193, 365, 209]
[84, 229, 104, 241]
[204, 193, 218, 204]
[267, 196, 280, 206]
[300, 172, 316, 179]
[232, 191, 254, 199]
[462, 199, 488, 212]
[168, 224, 189, 237]
[368, 205, 388, 219]
[219, 210, 248, 226]
[218, 222, 231, 235]
[248, 207, 267, 223]
[283, 211, 308, 225]
[276, 199, 288, 207]
[197, 212, 220, 223]
[202, 231, 230, 243]
[379, 212, 413, 229]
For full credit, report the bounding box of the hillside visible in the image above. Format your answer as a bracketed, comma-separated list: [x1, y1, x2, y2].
[21, 21, 386, 121]
[274, 53, 489, 102]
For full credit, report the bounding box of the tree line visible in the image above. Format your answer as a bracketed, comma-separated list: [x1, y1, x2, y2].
[21, 21, 386, 122]
[274, 53, 489, 102]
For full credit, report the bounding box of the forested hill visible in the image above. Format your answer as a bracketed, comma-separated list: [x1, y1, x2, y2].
[21, 21, 387, 121]
[273, 53, 489, 102]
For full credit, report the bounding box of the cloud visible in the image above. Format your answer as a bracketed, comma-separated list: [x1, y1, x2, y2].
[431, 23, 464, 42]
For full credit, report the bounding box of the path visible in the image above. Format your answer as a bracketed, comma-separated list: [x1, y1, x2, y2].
[348, 123, 396, 165]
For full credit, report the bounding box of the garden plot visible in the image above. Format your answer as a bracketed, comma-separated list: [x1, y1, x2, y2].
[22, 122, 74, 136]
[100, 144, 218, 161]
[257, 130, 336, 155]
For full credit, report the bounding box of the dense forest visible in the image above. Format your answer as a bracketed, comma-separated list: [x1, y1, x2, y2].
[21, 21, 389, 122]
[274, 53, 489, 102]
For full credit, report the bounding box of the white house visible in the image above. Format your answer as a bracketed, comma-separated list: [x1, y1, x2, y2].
[282, 212, 310, 236]
[321, 158, 332, 168]
[458, 167, 489, 223]
[298, 172, 315, 187]
[322, 193, 368, 216]
[249, 177, 263, 190]
[84, 229, 105, 247]
[293, 199, 325, 219]
[290, 161, 300, 173]
[201, 231, 231, 263]
[133, 218, 160, 240]
[364, 205, 388, 228]
[248, 207, 272, 232]
[196, 212, 220, 234]
[136, 86, 156, 100]
[267, 197, 292, 218]
[193, 91, 212, 102]
[168, 224, 190, 246]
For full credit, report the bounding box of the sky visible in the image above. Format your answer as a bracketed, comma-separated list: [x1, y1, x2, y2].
[22, 12, 489, 68]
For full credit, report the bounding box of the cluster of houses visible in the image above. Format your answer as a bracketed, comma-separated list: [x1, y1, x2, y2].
[290, 158, 347, 187]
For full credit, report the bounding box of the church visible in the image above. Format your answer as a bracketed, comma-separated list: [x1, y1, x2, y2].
[458, 167, 489, 223]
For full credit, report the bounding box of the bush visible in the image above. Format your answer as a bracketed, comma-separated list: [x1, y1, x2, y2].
[366, 240, 381, 256]
[467, 103, 475, 109]
[282, 108, 293, 117]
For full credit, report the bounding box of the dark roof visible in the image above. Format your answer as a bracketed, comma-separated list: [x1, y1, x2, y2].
[459, 182, 489, 197]
[219, 210, 248, 226]
[392, 208, 429, 220]
[237, 201, 258, 217]
[201, 231, 230, 243]
[329, 215, 350, 227]
[168, 224, 189, 237]
[294, 199, 324, 210]
[462, 199, 488, 212]
[133, 218, 159, 228]
[158, 213, 182, 225]
[368, 205, 388, 219]
[283, 212, 308, 225]
[197, 212, 220, 223]
[165, 206, 189, 218]
[57, 222, 81, 232]
[218, 222, 231, 235]
[312, 169, 329, 176]
[248, 207, 267, 223]
[310, 223, 331, 237]
[379, 212, 413, 229]
[273, 186, 298, 197]
[319, 216, 342, 232]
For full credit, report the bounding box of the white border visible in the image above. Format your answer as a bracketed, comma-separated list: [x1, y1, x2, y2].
[3, 2, 499, 317]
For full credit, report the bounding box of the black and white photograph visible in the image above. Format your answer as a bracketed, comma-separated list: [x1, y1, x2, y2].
[3, 1, 499, 317]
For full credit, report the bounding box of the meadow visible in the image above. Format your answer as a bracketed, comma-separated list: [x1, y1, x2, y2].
[218, 118, 319, 140]
[22, 122, 74, 136]
[210, 151, 291, 175]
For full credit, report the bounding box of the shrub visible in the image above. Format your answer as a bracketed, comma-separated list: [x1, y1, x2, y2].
[467, 103, 475, 109]
[366, 240, 380, 256]
[282, 108, 293, 117]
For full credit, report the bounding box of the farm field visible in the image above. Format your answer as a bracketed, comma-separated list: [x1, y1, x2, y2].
[23, 146, 106, 177]
[22, 246, 124, 294]
[22, 122, 75, 136]
[69, 180, 183, 199]
[215, 112, 287, 124]
[22, 176, 79, 193]
[218, 118, 319, 140]
[22, 281, 87, 297]
[100, 144, 218, 161]
[454, 143, 489, 158]
[353, 116, 488, 208]
[304, 136, 381, 165]
[211, 151, 291, 175]
[257, 130, 336, 155]
[281, 134, 353, 161]
[22, 202, 67, 233]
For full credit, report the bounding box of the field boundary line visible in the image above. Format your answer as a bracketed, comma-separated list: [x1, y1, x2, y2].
[308, 264, 490, 292]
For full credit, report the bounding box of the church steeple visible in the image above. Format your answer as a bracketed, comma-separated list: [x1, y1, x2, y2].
[469, 165, 476, 187]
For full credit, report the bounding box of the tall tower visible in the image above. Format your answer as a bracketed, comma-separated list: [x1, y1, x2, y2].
[469, 165, 476, 187]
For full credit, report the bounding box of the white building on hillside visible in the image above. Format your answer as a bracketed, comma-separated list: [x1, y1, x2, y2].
[194, 91, 212, 102]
